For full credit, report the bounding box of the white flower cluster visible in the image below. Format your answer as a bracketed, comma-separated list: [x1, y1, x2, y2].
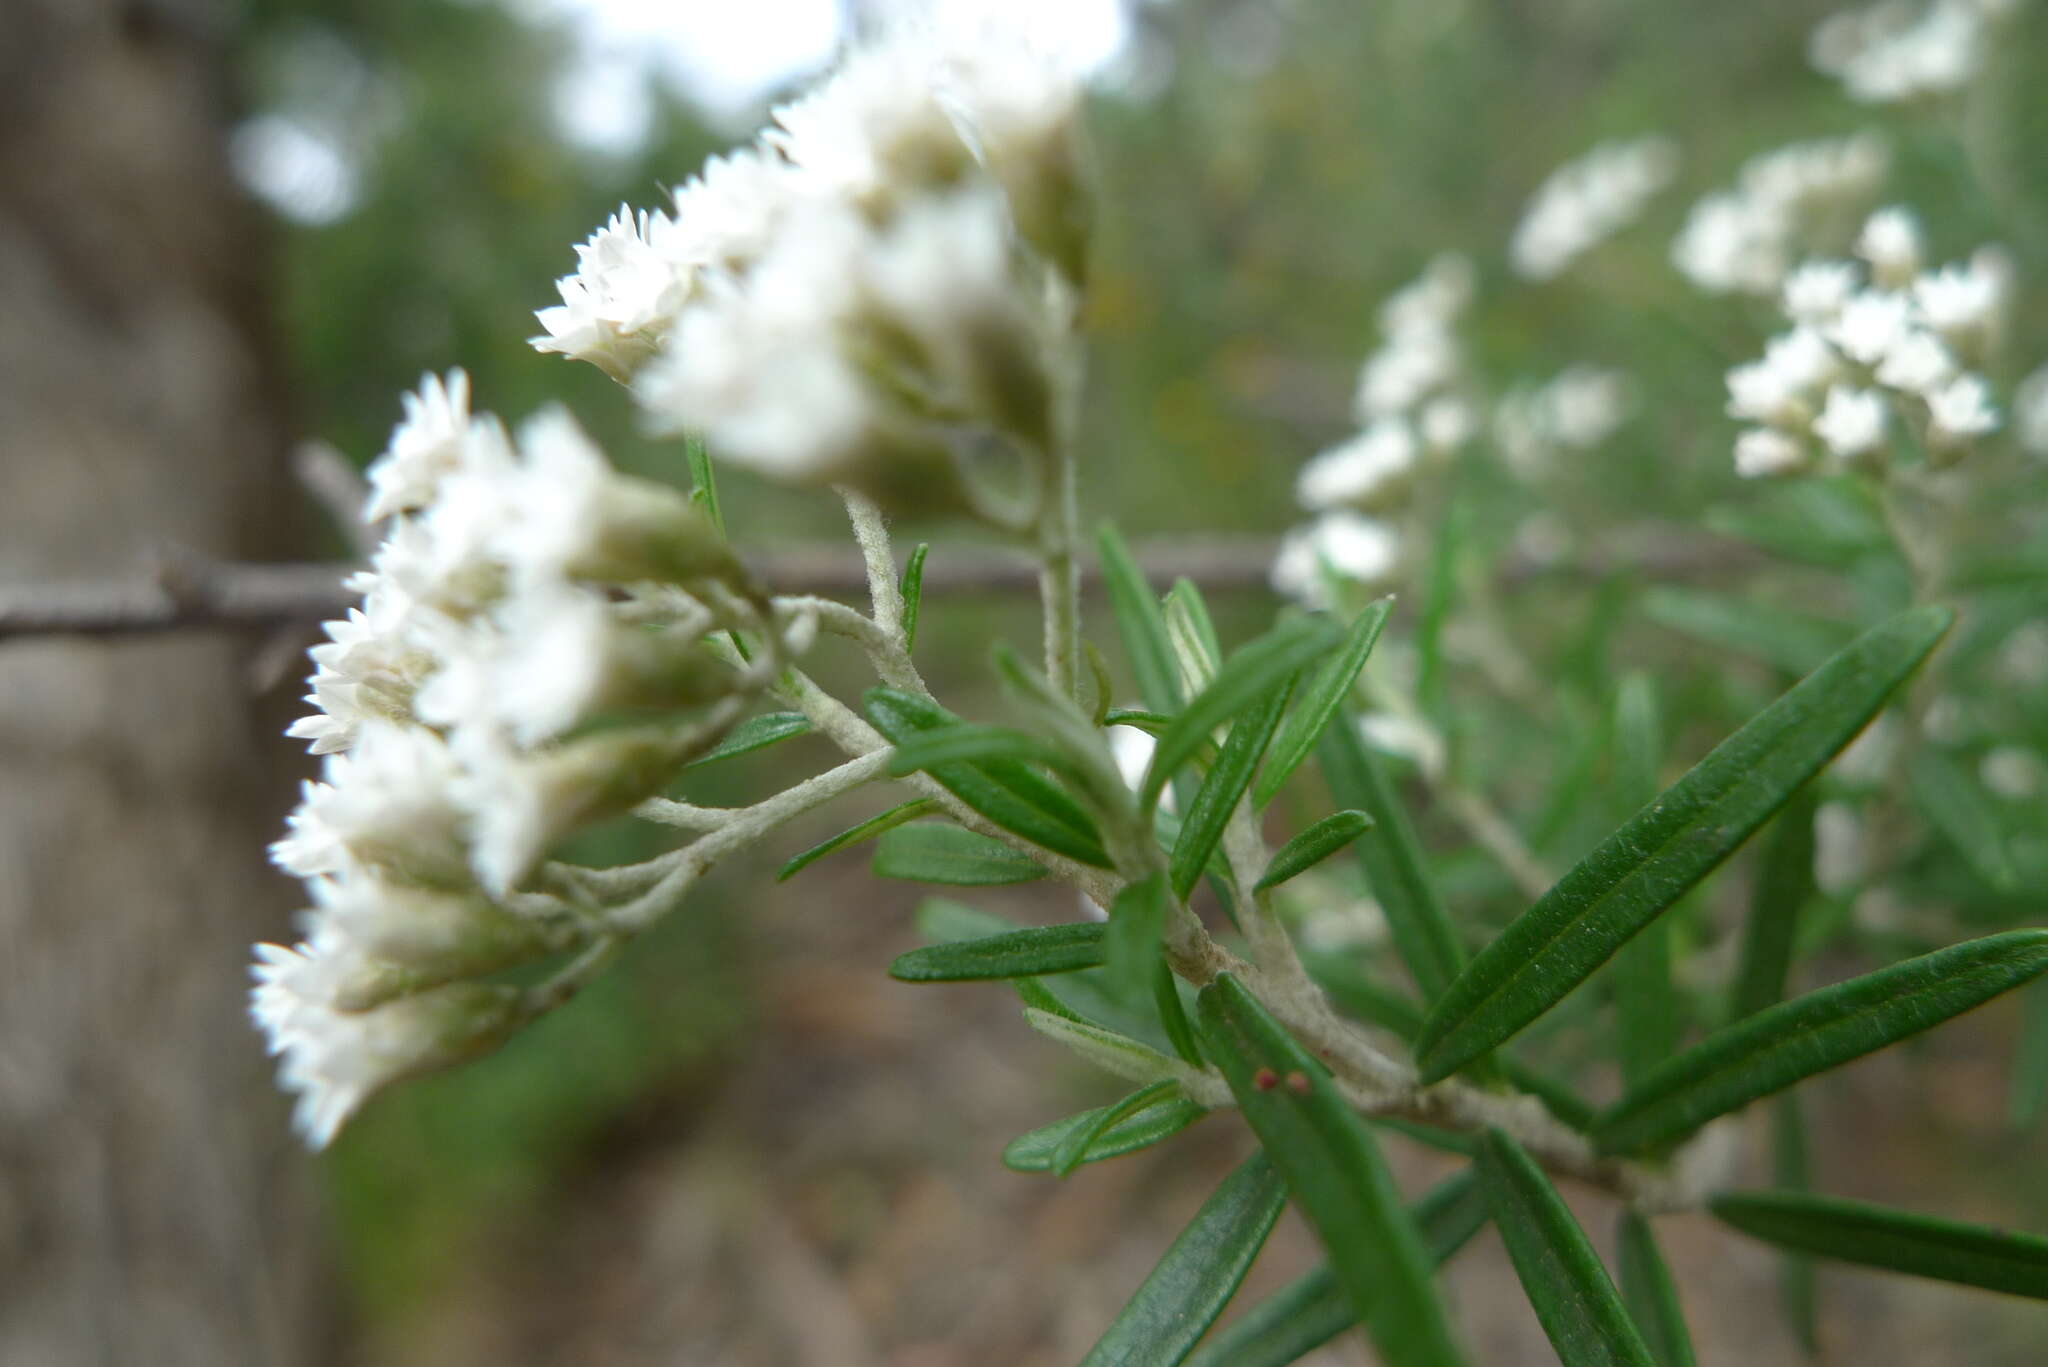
[534, 31, 1087, 510]
[1510, 136, 1680, 281]
[1274, 257, 1479, 607]
[1493, 366, 1634, 481]
[1723, 207, 2010, 478]
[1671, 133, 1889, 295]
[2015, 364, 2048, 458]
[1809, 0, 2020, 104]
[255, 374, 803, 1146]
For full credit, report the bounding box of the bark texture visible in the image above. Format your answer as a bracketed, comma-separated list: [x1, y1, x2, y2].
[0, 1, 329, 1361]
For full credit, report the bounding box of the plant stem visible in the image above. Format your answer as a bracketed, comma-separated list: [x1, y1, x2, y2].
[1038, 438, 1083, 700]
[840, 488, 906, 646]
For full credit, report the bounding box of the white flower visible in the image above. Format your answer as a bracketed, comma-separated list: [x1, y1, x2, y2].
[1671, 192, 1786, 295]
[1925, 372, 1999, 445]
[1811, 0, 1994, 104]
[270, 722, 472, 887]
[1734, 427, 1809, 478]
[1354, 327, 1459, 420]
[1856, 206, 1923, 287]
[1829, 289, 1915, 365]
[770, 41, 972, 204]
[1544, 367, 1631, 448]
[1296, 419, 1419, 512]
[364, 371, 473, 521]
[2015, 363, 2048, 457]
[1672, 134, 1889, 295]
[1376, 254, 1475, 335]
[1981, 747, 2044, 800]
[1913, 257, 2005, 351]
[1813, 801, 1868, 895]
[1271, 512, 1402, 607]
[250, 968, 524, 1147]
[1727, 327, 1839, 426]
[284, 576, 437, 756]
[1812, 384, 1889, 458]
[664, 150, 812, 276]
[1872, 328, 1956, 394]
[1359, 712, 1446, 782]
[531, 206, 689, 380]
[1419, 396, 1477, 454]
[1510, 135, 1679, 280]
[1782, 260, 1861, 323]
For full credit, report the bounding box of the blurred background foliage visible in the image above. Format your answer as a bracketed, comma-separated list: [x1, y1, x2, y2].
[227, 0, 2048, 1358]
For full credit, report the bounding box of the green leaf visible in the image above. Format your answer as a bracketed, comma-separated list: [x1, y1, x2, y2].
[888, 921, 1106, 982]
[1185, 1169, 1488, 1367]
[1595, 930, 2048, 1155]
[1104, 707, 1175, 735]
[872, 823, 1047, 886]
[1054, 1079, 1184, 1178]
[887, 721, 1080, 781]
[900, 541, 930, 651]
[1712, 1190, 2048, 1300]
[1142, 615, 1344, 814]
[1771, 1095, 1819, 1353]
[1079, 1152, 1288, 1367]
[682, 711, 810, 768]
[1317, 716, 1469, 1002]
[1705, 482, 1887, 569]
[1609, 678, 1675, 1090]
[1909, 747, 2020, 893]
[777, 798, 936, 881]
[1170, 677, 1295, 900]
[1196, 974, 1469, 1367]
[1616, 1212, 1696, 1367]
[684, 434, 723, 539]
[2009, 978, 2048, 1129]
[1477, 1129, 1658, 1367]
[1727, 791, 1819, 1023]
[1255, 598, 1394, 806]
[1155, 958, 1206, 1066]
[1416, 605, 1954, 1082]
[1165, 577, 1224, 696]
[1106, 875, 1169, 1002]
[1003, 1092, 1208, 1173]
[865, 688, 1112, 868]
[1256, 811, 1376, 892]
[1100, 525, 1184, 714]
[1643, 587, 1856, 675]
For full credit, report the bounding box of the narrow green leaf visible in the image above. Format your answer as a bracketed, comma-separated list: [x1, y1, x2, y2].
[1771, 1095, 1819, 1353]
[872, 823, 1046, 886]
[1106, 875, 1169, 1002]
[1100, 525, 1184, 714]
[684, 434, 723, 538]
[1257, 598, 1394, 807]
[1003, 1092, 1208, 1173]
[887, 722, 1079, 781]
[1909, 747, 2020, 892]
[1643, 587, 1855, 675]
[1704, 482, 1887, 569]
[1170, 678, 1295, 900]
[1079, 1152, 1287, 1367]
[1616, 1213, 1697, 1367]
[1155, 958, 1206, 1066]
[1415, 490, 1461, 726]
[1317, 717, 1469, 1002]
[900, 541, 930, 651]
[1055, 1079, 1184, 1178]
[1196, 974, 1469, 1367]
[1083, 640, 1116, 726]
[778, 798, 936, 881]
[1712, 1190, 2048, 1299]
[1477, 1130, 1658, 1367]
[1105, 707, 1175, 734]
[888, 921, 1106, 982]
[1608, 676, 1675, 1089]
[682, 711, 810, 768]
[1142, 616, 1345, 814]
[1165, 578, 1223, 700]
[1728, 791, 1819, 1023]
[2009, 978, 2048, 1129]
[866, 688, 1112, 868]
[1186, 1170, 1488, 1367]
[1416, 605, 1954, 1082]
[1169, 578, 1224, 669]
[1595, 930, 2048, 1155]
[1257, 811, 1376, 891]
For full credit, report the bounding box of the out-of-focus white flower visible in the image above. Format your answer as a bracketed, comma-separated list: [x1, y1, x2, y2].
[1672, 134, 1888, 295]
[1829, 289, 1915, 366]
[1376, 254, 1475, 336]
[1834, 711, 1900, 785]
[1358, 711, 1446, 782]
[364, 371, 473, 521]
[1873, 329, 1957, 394]
[1296, 419, 1419, 512]
[1856, 205, 1923, 287]
[285, 580, 436, 756]
[1354, 326, 1460, 421]
[1510, 135, 1679, 281]
[1418, 395, 1477, 454]
[1734, 427, 1810, 478]
[270, 722, 472, 887]
[1810, 0, 2002, 104]
[1782, 260, 1861, 323]
[251, 967, 525, 1147]
[1914, 255, 2006, 357]
[1813, 801, 1869, 895]
[1271, 512, 1402, 607]
[1728, 327, 1840, 426]
[1982, 746, 2044, 800]
[1812, 384, 1889, 458]
[768, 39, 973, 206]
[1493, 368, 1631, 480]
[2015, 364, 2048, 457]
[1925, 372, 1999, 446]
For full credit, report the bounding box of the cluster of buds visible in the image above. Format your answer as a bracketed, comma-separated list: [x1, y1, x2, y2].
[1722, 206, 2010, 477]
[1809, 0, 2020, 105]
[1671, 133, 1890, 296]
[534, 29, 1088, 525]
[1272, 256, 1479, 607]
[254, 373, 810, 1145]
[1509, 136, 1680, 282]
[1492, 366, 1635, 482]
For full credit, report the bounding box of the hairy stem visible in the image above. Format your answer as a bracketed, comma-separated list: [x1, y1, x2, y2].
[840, 489, 906, 647]
[1038, 439, 1083, 700]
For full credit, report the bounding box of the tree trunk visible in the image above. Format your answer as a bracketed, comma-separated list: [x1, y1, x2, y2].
[0, 1, 331, 1361]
